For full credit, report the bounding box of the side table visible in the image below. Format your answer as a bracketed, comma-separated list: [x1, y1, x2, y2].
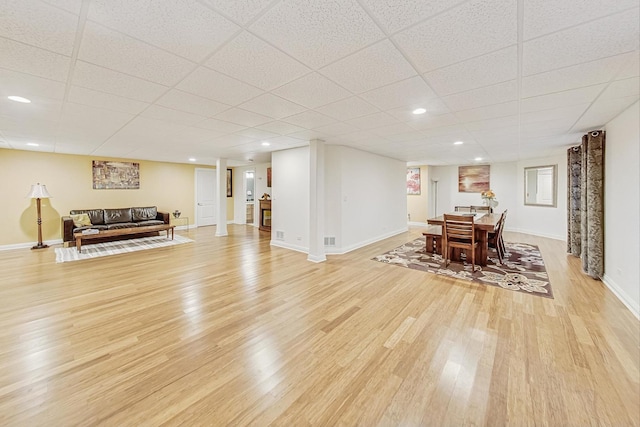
[171, 216, 189, 232]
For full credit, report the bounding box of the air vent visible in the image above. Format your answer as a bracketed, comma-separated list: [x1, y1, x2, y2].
[324, 236, 336, 246]
[275, 230, 284, 240]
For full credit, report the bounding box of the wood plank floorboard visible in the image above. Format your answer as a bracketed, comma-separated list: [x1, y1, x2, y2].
[0, 225, 638, 426]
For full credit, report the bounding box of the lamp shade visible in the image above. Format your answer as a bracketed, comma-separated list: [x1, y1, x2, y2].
[26, 183, 52, 199]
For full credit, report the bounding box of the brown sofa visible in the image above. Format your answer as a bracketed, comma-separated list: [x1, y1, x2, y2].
[61, 206, 170, 246]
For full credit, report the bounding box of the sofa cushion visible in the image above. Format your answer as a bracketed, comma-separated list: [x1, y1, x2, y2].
[106, 222, 138, 230]
[70, 209, 104, 225]
[71, 213, 92, 227]
[104, 208, 133, 224]
[135, 220, 164, 226]
[132, 206, 157, 221]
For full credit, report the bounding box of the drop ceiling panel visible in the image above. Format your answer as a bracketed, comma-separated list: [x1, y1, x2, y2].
[250, 0, 385, 69]
[283, 110, 336, 129]
[88, 0, 239, 62]
[0, 69, 66, 100]
[195, 118, 246, 134]
[255, 121, 306, 136]
[364, 0, 468, 33]
[360, 76, 437, 110]
[408, 114, 460, 131]
[155, 90, 230, 117]
[141, 105, 207, 126]
[424, 46, 517, 96]
[0, 0, 78, 56]
[202, 0, 276, 25]
[214, 108, 272, 127]
[443, 80, 518, 111]
[523, 0, 639, 41]
[520, 85, 606, 114]
[67, 86, 150, 115]
[455, 101, 518, 123]
[206, 32, 310, 91]
[272, 73, 351, 109]
[0, 38, 70, 82]
[344, 112, 400, 130]
[311, 122, 360, 137]
[315, 96, 379, 121]
[320, 40, 417, 93]
[523, 9, 640, 76]
[79, 22, 196, 86]
[572, 95, 639, 131]
[176, 67, 263, 105]
[237, 93, 307, 119]
[599, 77, 640, 100]
[72, 61, 168, 102]
[41, 0, 82, 15]
[394, 0, 517, 72]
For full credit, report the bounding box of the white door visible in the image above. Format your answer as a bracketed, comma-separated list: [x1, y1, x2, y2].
[196, 168, 216, 226]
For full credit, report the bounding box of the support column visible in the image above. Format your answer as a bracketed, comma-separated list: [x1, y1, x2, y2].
[308, 139, 326, 263]
[216, 158, 229, 237]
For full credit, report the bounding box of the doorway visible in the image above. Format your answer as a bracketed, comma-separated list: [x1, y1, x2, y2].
[195, 168, 216, 226]
[245, 170, 255, 224]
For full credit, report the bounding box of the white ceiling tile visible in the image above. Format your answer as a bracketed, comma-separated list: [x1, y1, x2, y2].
[237, 93, 306, 119]
[176, 67, 263, 105]
[40, 0, 82, 15]
[155, 89, 231, 117]
[523, 9, 640, 76]
[0, 38, 70, 82]
[208, 134, 257, 148]
[58, 102, 134, 136]
[338, 129, 384, 143]
[521, 104, 590, 124]
[202, 0, 275, 25]
[79, 22, 196, 86]
[521, 53, 634, 98]
[364, 0, 469, 33]
[72, 61, 168, 102]
[524, 0, 639, 40]
[0, 69, 66, 100]
[463, 115, 518, 132]
[286, 129, 330, 141]
[283, 110, 336, 129]
[214, 108, 271, 127]
[315, 96, 379, 121]
[236, 128, 279, 140]
[0, 0, 78, 56]
[0, 97, 62, 123]
[387, 99, 450, 121]
[424, 46, 517, 96]
[360, 76, 437, 110]
[255, 121, 306, 135]
[272, 72, 351, 109]
[195, 118, 246, 134]
[320, 40, 417, 93]
[264, 135, 308, 146]
[67, 86, 150, 115]
[311, 122, 360, 136]
[88, 0, 239, 62]
[411, 118, 462, 133]
[443, 80, 518, 111]
[521, 85, 606, 113]
[455, 101, 518, 123]
[394, 0, 517, 72]
[206, 32, 310, 91]
[617, 52, 640, 79]
[141, 105, 207, 126]
[573, 95, 639, 131]
[371, 122, 420, 137]
[250, 0, 384, 68]
[344, 112, 400, 130]
[599, 77, 640, 100]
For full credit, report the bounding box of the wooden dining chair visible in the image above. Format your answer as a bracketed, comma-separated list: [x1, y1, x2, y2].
[454, 206, 472, 213]
[470, 205, 491, 213]
[443, 213, 478, 272]
[489, 210, 508, 263]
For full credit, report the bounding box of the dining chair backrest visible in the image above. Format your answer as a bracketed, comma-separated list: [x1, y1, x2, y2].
[471, 205, 491, 213]
[454, 206, 473, 213]
[443, 214, 475, 243]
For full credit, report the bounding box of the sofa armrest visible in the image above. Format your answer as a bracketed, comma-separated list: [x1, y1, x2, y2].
[61, 216, 75, 242]
[157, 211, 170, 224]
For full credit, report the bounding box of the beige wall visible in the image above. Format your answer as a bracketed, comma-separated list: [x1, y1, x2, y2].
[1, 149, 234, 246]
[407, 165, 429, 223]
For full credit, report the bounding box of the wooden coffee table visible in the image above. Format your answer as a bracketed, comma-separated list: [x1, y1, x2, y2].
[74, 224, 175, 253]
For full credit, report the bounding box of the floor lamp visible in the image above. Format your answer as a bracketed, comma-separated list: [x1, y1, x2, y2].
[27, 183, 52, 250]
[432, 178, 439, 217]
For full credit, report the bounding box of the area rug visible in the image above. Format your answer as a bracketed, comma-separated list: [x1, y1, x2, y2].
[55, 235, 193, 263]
[373, 239, 553, 298]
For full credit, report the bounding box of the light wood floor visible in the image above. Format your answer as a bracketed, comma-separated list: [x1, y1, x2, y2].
[0, 225, 638, 426]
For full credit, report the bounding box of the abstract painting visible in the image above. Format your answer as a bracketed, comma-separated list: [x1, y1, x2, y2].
[458, 165, 490, 193]
[407, 167, 420, 195]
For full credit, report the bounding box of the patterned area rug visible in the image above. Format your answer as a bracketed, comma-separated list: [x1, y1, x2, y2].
[373, 238, 553, 298]
[55, 235, 193, 263]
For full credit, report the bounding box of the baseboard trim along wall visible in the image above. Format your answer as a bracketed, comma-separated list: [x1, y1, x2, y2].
[325, 227, 408, 255]
[0, 238, 63, 251]
[269, 240, 308, 254]
[602, 274, 640, 320]
[505, 227, 565, 241]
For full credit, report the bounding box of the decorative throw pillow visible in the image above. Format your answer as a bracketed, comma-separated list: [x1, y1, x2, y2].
[71, 213, 92, 227]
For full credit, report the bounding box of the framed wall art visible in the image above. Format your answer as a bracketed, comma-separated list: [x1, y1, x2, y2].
[227, 168, 232, 197]
[407, 167, 421, 195]
[458, 165, 490, 193]
[92, 160, 140, 189]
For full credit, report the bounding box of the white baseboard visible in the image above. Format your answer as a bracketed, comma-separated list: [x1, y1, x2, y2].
[307, 254, 327, 263]
[0, 238, 63, 251]
[270, 240, 308, 254]
[325, 227, 408, 255]
[505, 227, 565, 241]
[602, 274, 640, 320]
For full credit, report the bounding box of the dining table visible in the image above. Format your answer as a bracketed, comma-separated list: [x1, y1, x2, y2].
[427, 212, 500, 266]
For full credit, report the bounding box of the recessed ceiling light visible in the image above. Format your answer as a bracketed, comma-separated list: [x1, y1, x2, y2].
[261, 141, 270, 146]
[27, 143, 39, 147]
[412, 108, 427, 115]
[474, 157, 483, 161]
[188, 158, 196, 162]
[454, 141, 464, 145]
[8, 96, 31, 103]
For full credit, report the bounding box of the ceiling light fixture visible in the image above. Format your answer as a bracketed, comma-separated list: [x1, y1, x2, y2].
[474, 157, 483, 161]
[261, 141, 270, 146]
[454, 141, 464, 145]
[8, 96, 31, 103]
[188, 158, 196, 162]
[27, 143, 39, 147]
[412, 108, 426, 115]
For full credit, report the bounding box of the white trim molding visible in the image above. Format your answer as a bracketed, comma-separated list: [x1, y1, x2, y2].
[602, 274, 640, 320]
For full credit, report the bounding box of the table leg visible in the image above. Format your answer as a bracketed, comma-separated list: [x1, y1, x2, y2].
[475, 229, 488, 266]
[76, 237, 82, 253]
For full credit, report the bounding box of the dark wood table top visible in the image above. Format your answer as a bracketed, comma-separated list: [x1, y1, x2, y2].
[427, 213, 500, 231]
